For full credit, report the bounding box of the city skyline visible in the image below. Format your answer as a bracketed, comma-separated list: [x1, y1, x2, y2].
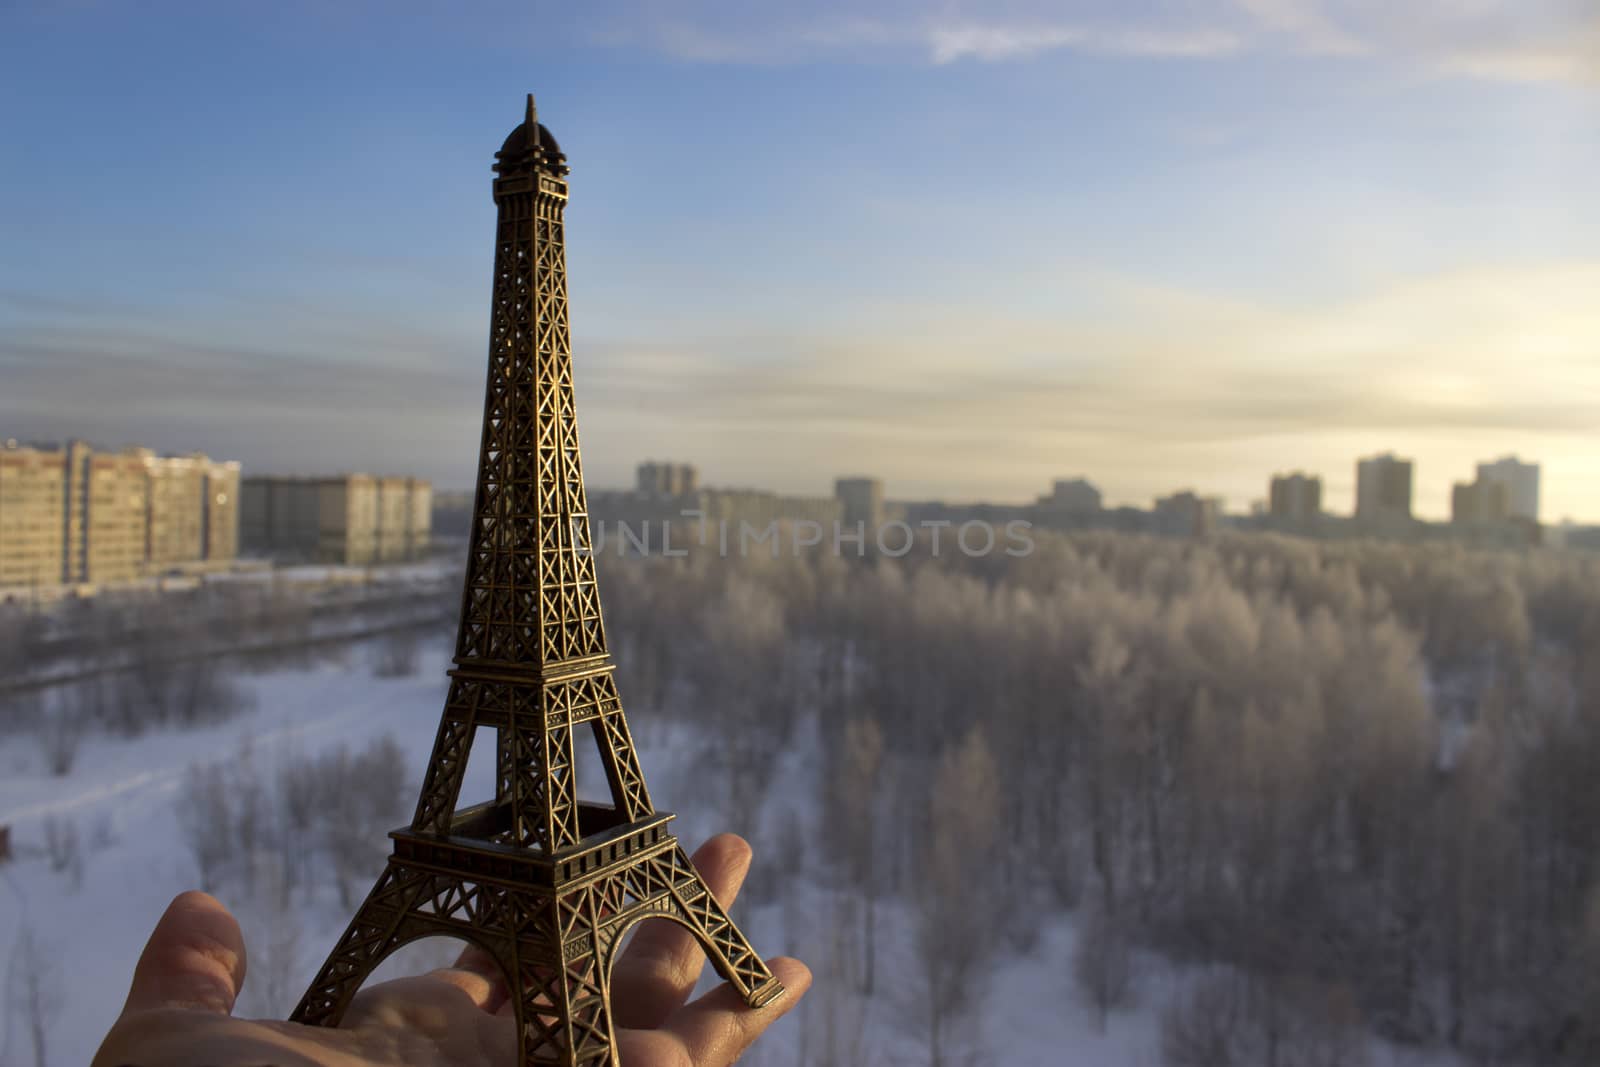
[2, 2, 1597, 521]
[0, 430, 1569, 527]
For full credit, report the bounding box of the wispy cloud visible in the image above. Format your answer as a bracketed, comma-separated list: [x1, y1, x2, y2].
[925, 23, 1242, 63]
[1440, 40, 1600, 86]
[591, 0, 1600, 85]
[1232, 0, 1600, 84]
[588, 2, 1246, 66]
[1232, 0, 1366, 56]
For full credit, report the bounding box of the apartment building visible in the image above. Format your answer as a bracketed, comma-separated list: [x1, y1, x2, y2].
[0, 439, 243, 595]
[242, 473, 431, 565]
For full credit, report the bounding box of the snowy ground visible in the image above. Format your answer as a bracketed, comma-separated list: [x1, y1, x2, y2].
[0, 637, 1463, 1067]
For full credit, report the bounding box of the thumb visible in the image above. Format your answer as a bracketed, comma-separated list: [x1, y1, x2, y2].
[121, 891, 248, 1016]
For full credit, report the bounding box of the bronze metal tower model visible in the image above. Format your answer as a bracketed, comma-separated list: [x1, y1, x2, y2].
[290, 94, 782, 1064]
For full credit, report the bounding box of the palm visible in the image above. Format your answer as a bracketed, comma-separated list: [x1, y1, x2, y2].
[92, 836, 808, 1067]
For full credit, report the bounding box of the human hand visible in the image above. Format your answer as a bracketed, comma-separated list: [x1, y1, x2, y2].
[90, 834, 810, 1067]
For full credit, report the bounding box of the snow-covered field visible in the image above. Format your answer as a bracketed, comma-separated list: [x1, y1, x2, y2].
[0, 638, 1462, 1066]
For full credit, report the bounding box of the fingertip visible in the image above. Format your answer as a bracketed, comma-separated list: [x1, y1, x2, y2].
[694, 833, 753, 871]
[715, 832, 754, 865]
[762, 957, 814, 1008]
[122, 890, 248, 1016]
[690, 835, 753, 905]
[169, 889, 230, 917]
[768, 956, 813, 991]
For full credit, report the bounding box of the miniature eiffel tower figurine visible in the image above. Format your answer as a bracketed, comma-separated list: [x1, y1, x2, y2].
[290, 94, 783, 1064]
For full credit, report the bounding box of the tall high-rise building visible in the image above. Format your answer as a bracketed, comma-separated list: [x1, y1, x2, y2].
[242, 473, 430, 565]
[203, 460, 241, 562]
[315, 475, 379, 564]
[240, 476, 377, 566]
[1047, 477, 1103, 513]
[1356, 452, 1413, 521]
[834, 476, 885, 531]
[1476, 455, 1540, 523]
[635, 461, 698, 497]
[0, 443, 67, 589]
[404, 477, 432, 559]
[242, 476, 313, 557]
[1153, 490, 1218, 538]
[140, 451, 208, 569]
[63, 440, 90, 582]
[376, 476, 411, 562]
[1, 440, 245, 593]
[1269, 472, 1323, 523]
[83, 449, 149, 583]
[1031, 476, 1104, 531]
[1452, 478, 1509, 524]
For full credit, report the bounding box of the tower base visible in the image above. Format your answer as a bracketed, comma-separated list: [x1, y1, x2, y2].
[291, 812, 781, 1066]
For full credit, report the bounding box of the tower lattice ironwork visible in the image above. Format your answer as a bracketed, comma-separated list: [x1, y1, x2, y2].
[290, 94, 782, 1065]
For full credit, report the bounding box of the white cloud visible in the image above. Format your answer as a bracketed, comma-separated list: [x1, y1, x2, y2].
[927, 23, 1241, 63]
[593, 0, 1600, 85]
[1232, 0, 1600, 84]
[1440, 41, 1600, 85]
[1231, 0, 1367, 55]
[592, 2, 1247, 66]
[926, 24, 1088, 64]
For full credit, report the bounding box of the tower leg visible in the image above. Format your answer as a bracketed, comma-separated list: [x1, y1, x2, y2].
[511, 944, 614, 1064]
[291, 864, 434, 1026]
[663, 844, 783, 1008]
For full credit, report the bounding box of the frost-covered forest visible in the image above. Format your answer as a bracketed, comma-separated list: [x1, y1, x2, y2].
[596, 530, 1600, 1066]
[5, 531, 1600, 1066]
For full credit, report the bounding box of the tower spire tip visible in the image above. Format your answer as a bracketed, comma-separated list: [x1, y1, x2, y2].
[525, 93, 537, 129]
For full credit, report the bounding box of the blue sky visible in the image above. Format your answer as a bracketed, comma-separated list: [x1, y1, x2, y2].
[2, 0, 1597, 519]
